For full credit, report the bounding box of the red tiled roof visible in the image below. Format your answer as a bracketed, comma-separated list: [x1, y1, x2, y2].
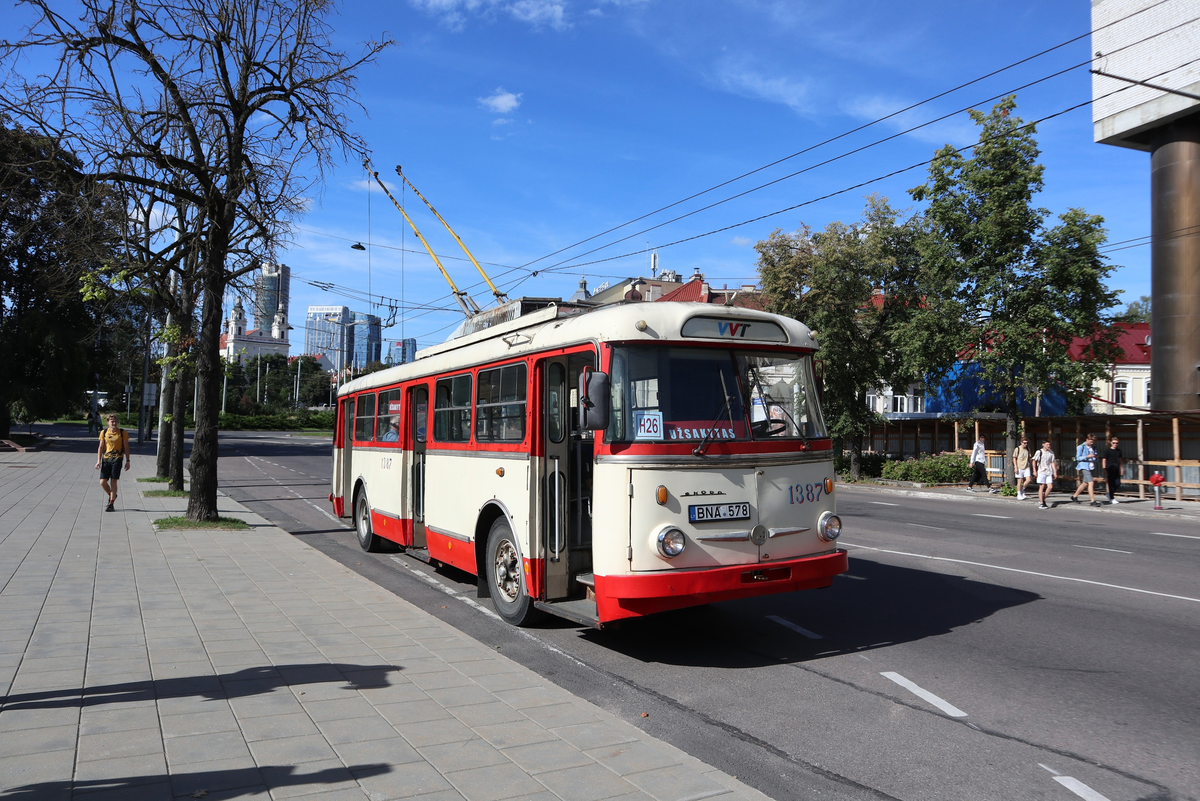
[656, 280, 767, 309]
[1069, 321, 1150, 365]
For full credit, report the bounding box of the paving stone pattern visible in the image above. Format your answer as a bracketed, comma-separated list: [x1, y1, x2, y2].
[0, 443, 771, 801]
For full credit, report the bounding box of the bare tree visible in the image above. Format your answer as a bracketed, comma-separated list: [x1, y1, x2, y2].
[2, 0, 391, 519]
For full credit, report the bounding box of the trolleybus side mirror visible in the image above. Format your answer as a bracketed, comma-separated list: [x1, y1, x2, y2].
[578, 368, 610, 430]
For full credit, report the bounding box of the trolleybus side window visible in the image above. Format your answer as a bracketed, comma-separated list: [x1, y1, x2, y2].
[376, 389, 403, 443]
[476, 363, 527, 442]
[354, 393, 377, 442]
[433, 374, 472, 442]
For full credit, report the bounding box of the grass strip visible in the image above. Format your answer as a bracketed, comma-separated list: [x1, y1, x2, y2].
[154, 516, 250, 530]
[137, 476, 172, 483]
[145, 489, 189, 497]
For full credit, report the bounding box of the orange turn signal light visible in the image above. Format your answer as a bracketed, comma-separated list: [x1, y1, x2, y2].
[656, 485, 668, 505]
[496, 467, 505, 477]
[824, 477, 834, 495]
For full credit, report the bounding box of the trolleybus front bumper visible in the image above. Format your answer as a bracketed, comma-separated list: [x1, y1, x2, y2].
[594, 548, 848, 622]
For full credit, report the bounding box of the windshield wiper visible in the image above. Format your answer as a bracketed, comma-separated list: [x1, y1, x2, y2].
[748, 367, 808, 447]
[693, 369, 735, 457]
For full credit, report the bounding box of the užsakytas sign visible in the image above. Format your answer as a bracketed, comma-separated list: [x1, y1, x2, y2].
[680, 316, 788, 342]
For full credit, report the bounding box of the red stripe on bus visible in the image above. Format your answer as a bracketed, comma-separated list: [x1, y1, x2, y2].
[593, 550, 847, 623]
[427, 528, 477, 575]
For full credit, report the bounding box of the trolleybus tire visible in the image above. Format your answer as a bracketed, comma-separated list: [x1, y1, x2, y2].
[355, 489, 386, 553]
[485, 517, 542, 626]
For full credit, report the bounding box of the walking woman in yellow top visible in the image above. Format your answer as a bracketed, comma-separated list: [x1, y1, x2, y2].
[95, 414, 131, 512]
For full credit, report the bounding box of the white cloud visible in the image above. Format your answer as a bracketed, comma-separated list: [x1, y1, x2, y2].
[730, 236, 754, 247]
[713, 57, 810, 115]
[492, 118, 514, 126]
[479, 87, 523, 114]
[509, 0, 568, 29]
[840, 95, 978, 146]
[409, 0, 569, 31]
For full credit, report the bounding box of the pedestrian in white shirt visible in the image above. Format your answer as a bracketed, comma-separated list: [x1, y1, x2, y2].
[968, 435, 996, 493]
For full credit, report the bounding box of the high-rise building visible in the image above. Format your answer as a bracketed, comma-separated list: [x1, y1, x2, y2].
[351, 312, 382, 370]
[387, 338, 418, 365]
[305, 305, 350, 370]
[254, 263, 290, 333]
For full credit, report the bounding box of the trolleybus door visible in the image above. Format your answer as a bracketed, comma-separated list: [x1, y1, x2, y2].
[408, 385, 428, 548]
[541, 354, 595, 601]
[341, 396, 355, 509]
[543, 358, 570, 598]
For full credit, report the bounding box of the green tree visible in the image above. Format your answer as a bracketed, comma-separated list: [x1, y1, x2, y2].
[758, 195, 923, 478]
[1115, 294, 1151, 323]
[0, 120, 117, 437]
[906, 97, 1121, 481]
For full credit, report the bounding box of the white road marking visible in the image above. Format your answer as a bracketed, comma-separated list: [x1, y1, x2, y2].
[971, 513, 1012, 519]
[1052, 776, 1112, 801]
[1153, 531, 1200, 540]
[244, 456, 346, 526]
[880, 672, 967, 717]
[906, 523, 946, 531]
[389, 557, 590, 668]
[1071, 545, 1132, 554]
[869, 501, 899, 507]
[767, 615, 823, 639]
[845, 544, 1200, 604]
[1039, 764, 1061, 776]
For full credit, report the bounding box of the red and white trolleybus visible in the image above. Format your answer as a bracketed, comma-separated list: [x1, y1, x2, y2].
[331, 299, 848, 627]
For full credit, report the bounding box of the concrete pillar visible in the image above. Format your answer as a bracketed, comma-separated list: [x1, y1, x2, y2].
[1150, 118, 1200, 411]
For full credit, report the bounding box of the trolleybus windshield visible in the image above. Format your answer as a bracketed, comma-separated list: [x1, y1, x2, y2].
[606, 346, 827, 443]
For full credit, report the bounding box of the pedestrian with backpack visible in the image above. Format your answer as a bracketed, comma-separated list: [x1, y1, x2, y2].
[95, 414, 131, 512]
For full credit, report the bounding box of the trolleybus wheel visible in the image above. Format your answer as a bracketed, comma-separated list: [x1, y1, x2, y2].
[355, 489, 385, 553]
[486, 517, 542, 626]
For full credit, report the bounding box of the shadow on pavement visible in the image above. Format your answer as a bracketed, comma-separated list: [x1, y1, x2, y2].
[582, 558, 1040, 668]
[0, 663, 399, 711]
[0, 762, 391, 799]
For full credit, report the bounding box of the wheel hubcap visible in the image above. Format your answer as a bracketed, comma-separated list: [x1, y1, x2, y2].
[494, 540, 520, 603]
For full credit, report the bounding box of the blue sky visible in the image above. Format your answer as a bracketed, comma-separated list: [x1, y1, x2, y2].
[7, 1, 1157, 352]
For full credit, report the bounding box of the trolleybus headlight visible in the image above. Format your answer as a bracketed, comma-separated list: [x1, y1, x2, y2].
[817, 511, 842, 542]
[655, 527, 687, 558]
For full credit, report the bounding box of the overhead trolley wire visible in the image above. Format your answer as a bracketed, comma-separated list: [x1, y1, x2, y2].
[520, 53, 1200, 275]
[512, 0, 1179, 273]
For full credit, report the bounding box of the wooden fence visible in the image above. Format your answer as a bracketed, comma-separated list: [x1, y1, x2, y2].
[865, 413, 1200, 500]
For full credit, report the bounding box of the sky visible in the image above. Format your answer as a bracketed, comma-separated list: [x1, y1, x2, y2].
[5, 0, 1162, 354]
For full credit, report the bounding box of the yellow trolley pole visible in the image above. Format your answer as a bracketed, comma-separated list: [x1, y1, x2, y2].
[394, 166, 508, 304]
[363, 160, 481, 317]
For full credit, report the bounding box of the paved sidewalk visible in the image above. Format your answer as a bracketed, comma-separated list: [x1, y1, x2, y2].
[0, 438, 771, 801]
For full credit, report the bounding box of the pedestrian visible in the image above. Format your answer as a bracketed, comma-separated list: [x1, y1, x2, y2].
[85, 410, 94, 436]
[1012, 437, 1033, 500]
[968, 434, 996, 493]
[1070, 433, 1100, 506]
[1103, 436, 1124, 504]
[1034, 439, 1057, 509]
[95, 413, 131, 512]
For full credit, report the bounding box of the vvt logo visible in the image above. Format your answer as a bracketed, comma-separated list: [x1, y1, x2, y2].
[717, 322, 751, 337]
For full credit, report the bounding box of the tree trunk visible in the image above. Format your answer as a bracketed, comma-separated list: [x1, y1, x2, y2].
[170, 280, 194, 493]
[155, 354, 175, 479]
[1005, 405, 1021, 487]
[850, 434, 863, 480]
[187, 258, 225, 522]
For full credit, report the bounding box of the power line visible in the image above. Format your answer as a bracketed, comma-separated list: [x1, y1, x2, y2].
[533, 53, 1200, 275]
[511, 0, 1179, 273]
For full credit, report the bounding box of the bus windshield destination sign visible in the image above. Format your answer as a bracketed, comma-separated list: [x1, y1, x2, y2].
[680, 316, 788, 342]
